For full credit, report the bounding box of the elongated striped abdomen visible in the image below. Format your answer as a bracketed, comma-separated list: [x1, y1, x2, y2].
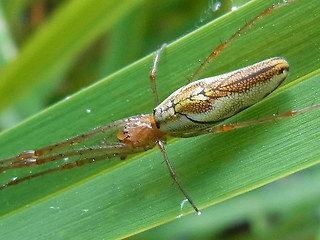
[153, 57, 289, 135]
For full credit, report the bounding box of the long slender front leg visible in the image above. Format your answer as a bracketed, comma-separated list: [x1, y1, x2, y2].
[156, 140, 201, 215]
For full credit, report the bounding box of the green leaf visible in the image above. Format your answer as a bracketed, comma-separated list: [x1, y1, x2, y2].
[0, 0, 319, 239]
[0, 0, 145, 112]
[136, 166, 320, 239]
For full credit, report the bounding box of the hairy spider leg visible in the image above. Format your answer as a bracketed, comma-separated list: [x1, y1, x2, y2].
[0, 115, 154, 190]
[1, 143, 145, 172]
[0, 116, 136, 169]
[0, 144, 149, 190]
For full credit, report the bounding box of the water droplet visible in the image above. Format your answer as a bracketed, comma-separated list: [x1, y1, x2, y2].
[180, 199, 189, 209]
[176, 214, 184, 218]
[232, 6, 239, 11]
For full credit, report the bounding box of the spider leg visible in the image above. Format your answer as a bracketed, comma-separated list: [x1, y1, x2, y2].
[1, 143, 131, 171]
[157, 140, 201, 215]
[0, 116, 144, 169]
[188, 0, 297, 83]
[210, 103, 320, 134]
[169, 103, 320, 138]
[149, 43, 167, 106]
[0, 143, 147, 190]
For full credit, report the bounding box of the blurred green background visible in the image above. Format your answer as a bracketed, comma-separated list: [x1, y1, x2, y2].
[0, 0, 319, 239]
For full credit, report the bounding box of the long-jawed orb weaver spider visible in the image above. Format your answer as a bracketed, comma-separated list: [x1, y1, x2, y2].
[0, 0, 318, 215]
